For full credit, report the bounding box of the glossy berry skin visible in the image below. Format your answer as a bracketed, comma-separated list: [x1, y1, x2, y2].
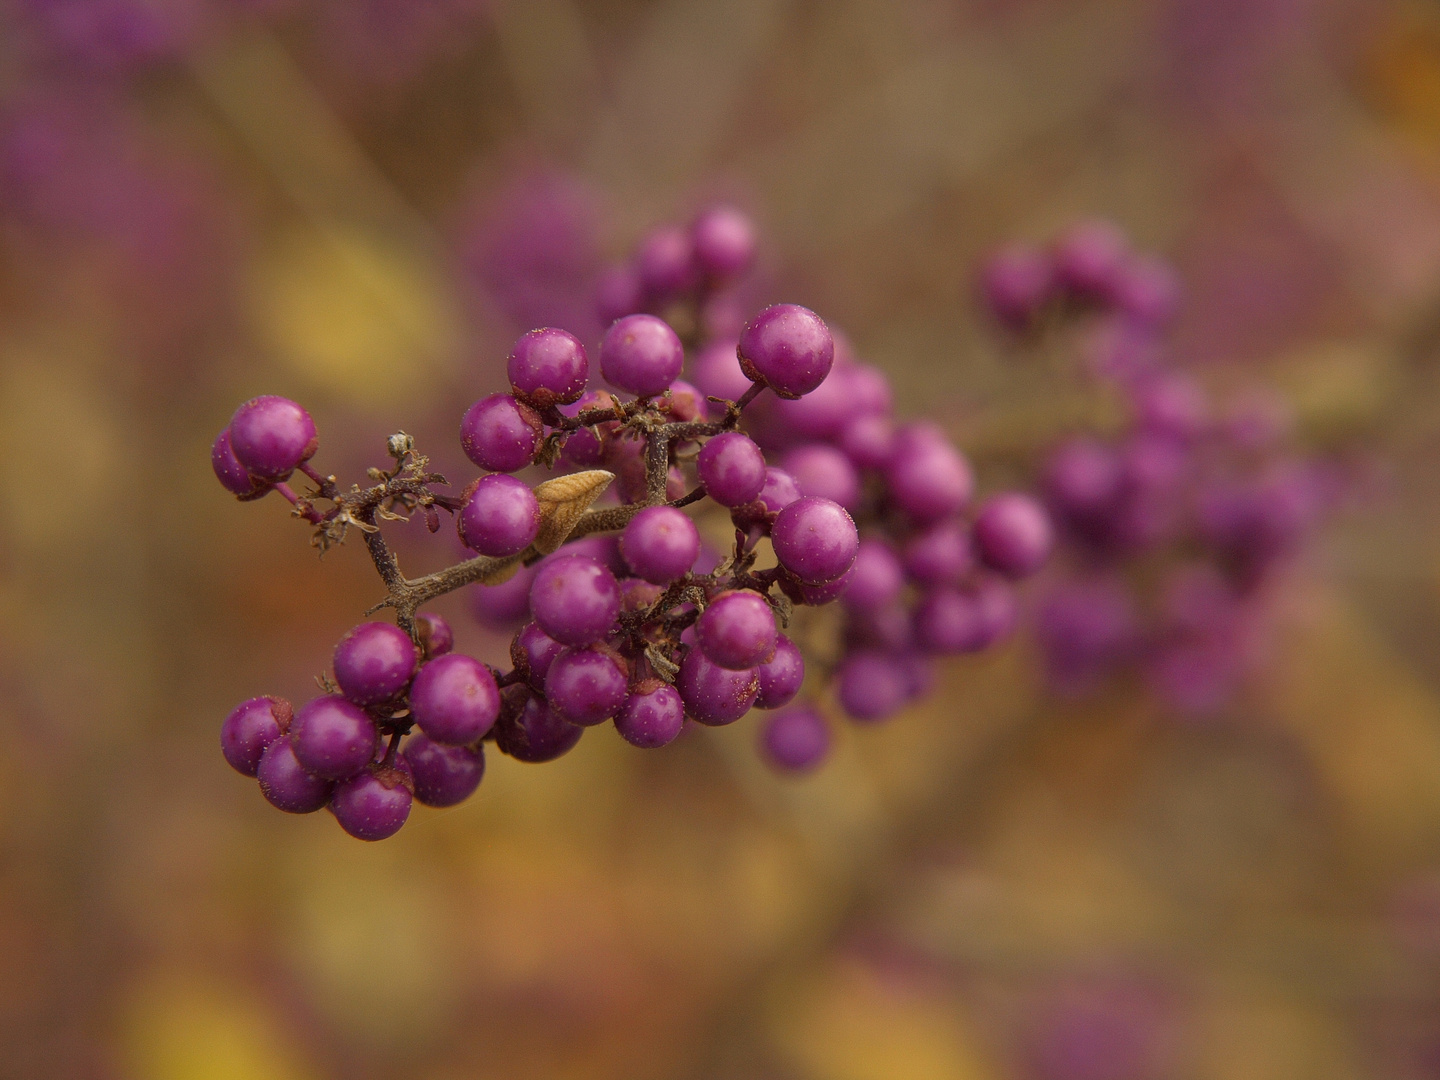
[471, 562, 536, 629]
[697, 590, 778, 670]
[545, 647, 629, 726]
[410, 653, 500, 745]
[211, 427, 259, 495]
[529, 555, 621, 646]
[257, 736, 334, 814]
[228, 396, 316, 479]
[886, 426, 973, 522]
[290, 695, 379, 781]
[415, 613, 453, 659]
[757, 467, 802, 513]
[842, 540, 905, 613]
[902, 521, 974, 587]
[696, 431, 767, 506]
[507, 327, 588, 408]
[513, 621, 565, 689]
[737, 304, 834, 398]
[836, 651, 910, 722]
[600, 314, 685, 397]
[677, 648, 759, 725]
[755, 634, 804, 709]
[221, 696, 290, 777]
[330, 766, 412, 841]
[404, 735, 485, 807]
[615, 684, 686, 748]
[692, 205, 756, 280]
[973, 493, 1053, 577]
[460, 393, 542, 473]
[495, 695, 583, 762]
[782, 444, 860, 510]
[333, 622, 417, 705]
[458, 474, 541, 557]
[771, 496, 860, 585]
[760, 706, 831, 772]
[620, 506, 701, 585]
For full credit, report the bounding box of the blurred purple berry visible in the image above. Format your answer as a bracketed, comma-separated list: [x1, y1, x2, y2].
[980, 242, 1056, 330]
[596, 262, 645, 323]
[760, 706, 831, 772]
[1054, 219, 1130, 298]
[692, 205, 757, 281]
[843, 539, 905, 613]
[836, 651, 911, 722]
[757, 467, 803, 514]
[840, 414, 896, 470]
[973, 493, 1053, 577]
[885, 424, 973, 522]
[415, 612, 453, 659]
[635, 225, 697, 299]
[782, 444, 860, 510]
[902, 520, 974, 587]
[471, 561, 536, 629]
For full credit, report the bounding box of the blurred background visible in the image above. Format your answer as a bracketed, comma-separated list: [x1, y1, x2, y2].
[7, 0, 1440, 1076]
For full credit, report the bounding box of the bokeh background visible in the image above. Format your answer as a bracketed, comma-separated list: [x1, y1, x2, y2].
[7, 0, 1440, 1076]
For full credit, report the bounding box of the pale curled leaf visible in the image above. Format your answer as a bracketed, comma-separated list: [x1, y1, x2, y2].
[531, 470, 615, 554]
[646, 643, 680, 683]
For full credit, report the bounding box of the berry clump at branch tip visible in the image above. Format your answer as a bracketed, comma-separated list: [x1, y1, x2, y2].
[214, 205, 1053, 839]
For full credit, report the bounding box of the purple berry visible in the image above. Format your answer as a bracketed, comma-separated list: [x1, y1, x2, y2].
[697, 431, 766, 506]
[415, 612, 453, 659]
[737, 303, 834, 399]
[596, 262, 645, 323]
[331, 765, 412, 841]
[1133, 373, 1208, 442]
[507, 327, 588, 408]
[333, 622, 417, 705]
[290, 695, 379, 780]
[529, 555, 621, 646]
[257, 735, 334, 814]
[545, 647, 629, 726]
[836, 651, 910, 722]
[782, 444, 860, 510]
[620, 506, 701, 585]
[600, 314, 685, 397]
[212, 426, 259, 495]
[558, 389, 616, 467]
[760, 706, 830, 772]
[410, 653, 500, 745]
[635, 225, 697, 299]
[840, 414, 896, 470]
[676, 647, 759, 726]
[913, 580, 1017, 655]
[697, 590, 778, 670]
[784, 566, 854, 606]
[757, 467, 802, 514]
[845, 602, 914, 654]
[1044, 438, 1123, 526]
[770, 364, 864, 440]
[980, 242, 1056, 330]
[228, 395, 316, 479]
[549, 533, 629, 578]
[663, 379, 705, 422]
[885, 425, 973, 522]
[404, 735, 485, 807]
[458, 473, 541, 557]
[690, 337, 752, 416]
[494, 695, 583, 762]
[221, 695, 291, 777]
[1038, 579, 1136, 694]
[1054, 219, 1130, 298]
[615, 683, 686, 748]
[471, 562, 536, 629]
[842, 539, 904, 613]
[460, 393, 542, 473]
[902, 520, 974, 587]
[771, 496, 860, 585]
[692, 205, 756, 281]
[512, 620, 565, 689]
[755, 634, 804, 709]
[1110, 254, 1180, 327]
[619, 577, 664, 612]
[973, 493, 1053, 577]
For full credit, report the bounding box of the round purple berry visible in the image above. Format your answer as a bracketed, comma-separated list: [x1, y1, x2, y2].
[885, 425, 973, 522]
[495, 695, 583, 762]
[756, 634, 804, 709]
[690, 337, 752, 416]
[528, 555, 621, 646]
[1043, 438, 1123, 525]
[1054, 219, 1130, 297]
[620, 506, 701, 585]
[676, 647, 759, 726]
[842, 539, 904, 613]
[782, 444, 860, 510]
[228, 395, 317, 479]
[902, 521, 974, 587]
[840, 414, 896, 470]
[290, 695, 379, 781]
[771, 496, 860, 585]
[545, 647, 629, 726]
[697, 590, 778, 670]
[415, 612, 453, 659]
[507, 327, 588, 408]
[615, 683, 686, 748]
[836, 651, 910, 722]
[257, 735, 334, 814]
[600, 314, 685, 397]
[330, 766, 412, 841]
[980, 242, 1056, 330]
[333, 622, 417, 705]
[760, 706, 830, 772]
[757, 467, 802, 514]
[737, 303, 834, 399]
[663, 379, 705, 422]
[697, 431, 767, 507]
[596, 262, 645, 323]
[512, 620, 565, 689]
[404, 735, 485, 807]
[221, 696, 291, 777]
[784, 565, 854, 606]
[410, 653, 500, 745]
[973, 493, 1053, 577]
[913, 580, 1017, 655]
[635, 225, 697, 299]
[458, 473, 541, 557]
[471, 562, 536, 629]
[211, 427, 260, 495]
[460, 393, 542, 473]
[692, 205, 757, 280]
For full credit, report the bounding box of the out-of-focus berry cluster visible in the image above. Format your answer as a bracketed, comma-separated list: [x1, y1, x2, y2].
[981, 221, 1345, 718]
[213, 206, 1054, 839]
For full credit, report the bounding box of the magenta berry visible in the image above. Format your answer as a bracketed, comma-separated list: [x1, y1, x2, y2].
[529, 555, 621, 646]
[697, 431, 767, 506]
[333, 622, 417, 705]
[757, 467, 803, 514]
[458, 473, 541, 557]
[692, 205, 756, 280]
[913, 580, 1017, 655]
[212, 427, 259, 495]
[843, 539, 904, 613]
[1054, 219, 1129, 297]
[512, 620, 565, 689]
[760, 706, 831, 772]
[677, 647, 759, 726]
[494, 695, 583, 762]
[902, 521, 974, 587]
[980, 242, 1055, 330]
[886, 425, 973, 522]
[415, 613, 453, 659]
[782, 444, 860, 510]
[257, 736, 334, 814]
[410, 653, 500, 745]
[597, 263, 645, 323]
[840, 414, 896, 470]
[836, 651, 910, 722]
[221, 696, 291, 777]
[404, 735, 485, 807]
[973, 493, 1053, 577]
[620, 506, 701, 585]
[545, 647, 629, 726]
[471, 562, 536, 629]
[290, 695, 379, 781]
[228, 395, 316, 479]
[615, 683, 686, 748]
[737, 303, 834, 399]
[460, 393, 542, 473]
[771, 496, 860, 585]
[507, 327, 588, 408]
[600, 314, 685, 397]
[690, 337, 752, 415]
[697, 590, 778, 670]
[331, 766, 412, 841]
[755, 634, 804, 709]
[635, 225, 697, 299]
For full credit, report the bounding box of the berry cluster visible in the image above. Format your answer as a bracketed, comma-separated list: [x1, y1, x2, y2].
[979, 222, 1344, 717]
